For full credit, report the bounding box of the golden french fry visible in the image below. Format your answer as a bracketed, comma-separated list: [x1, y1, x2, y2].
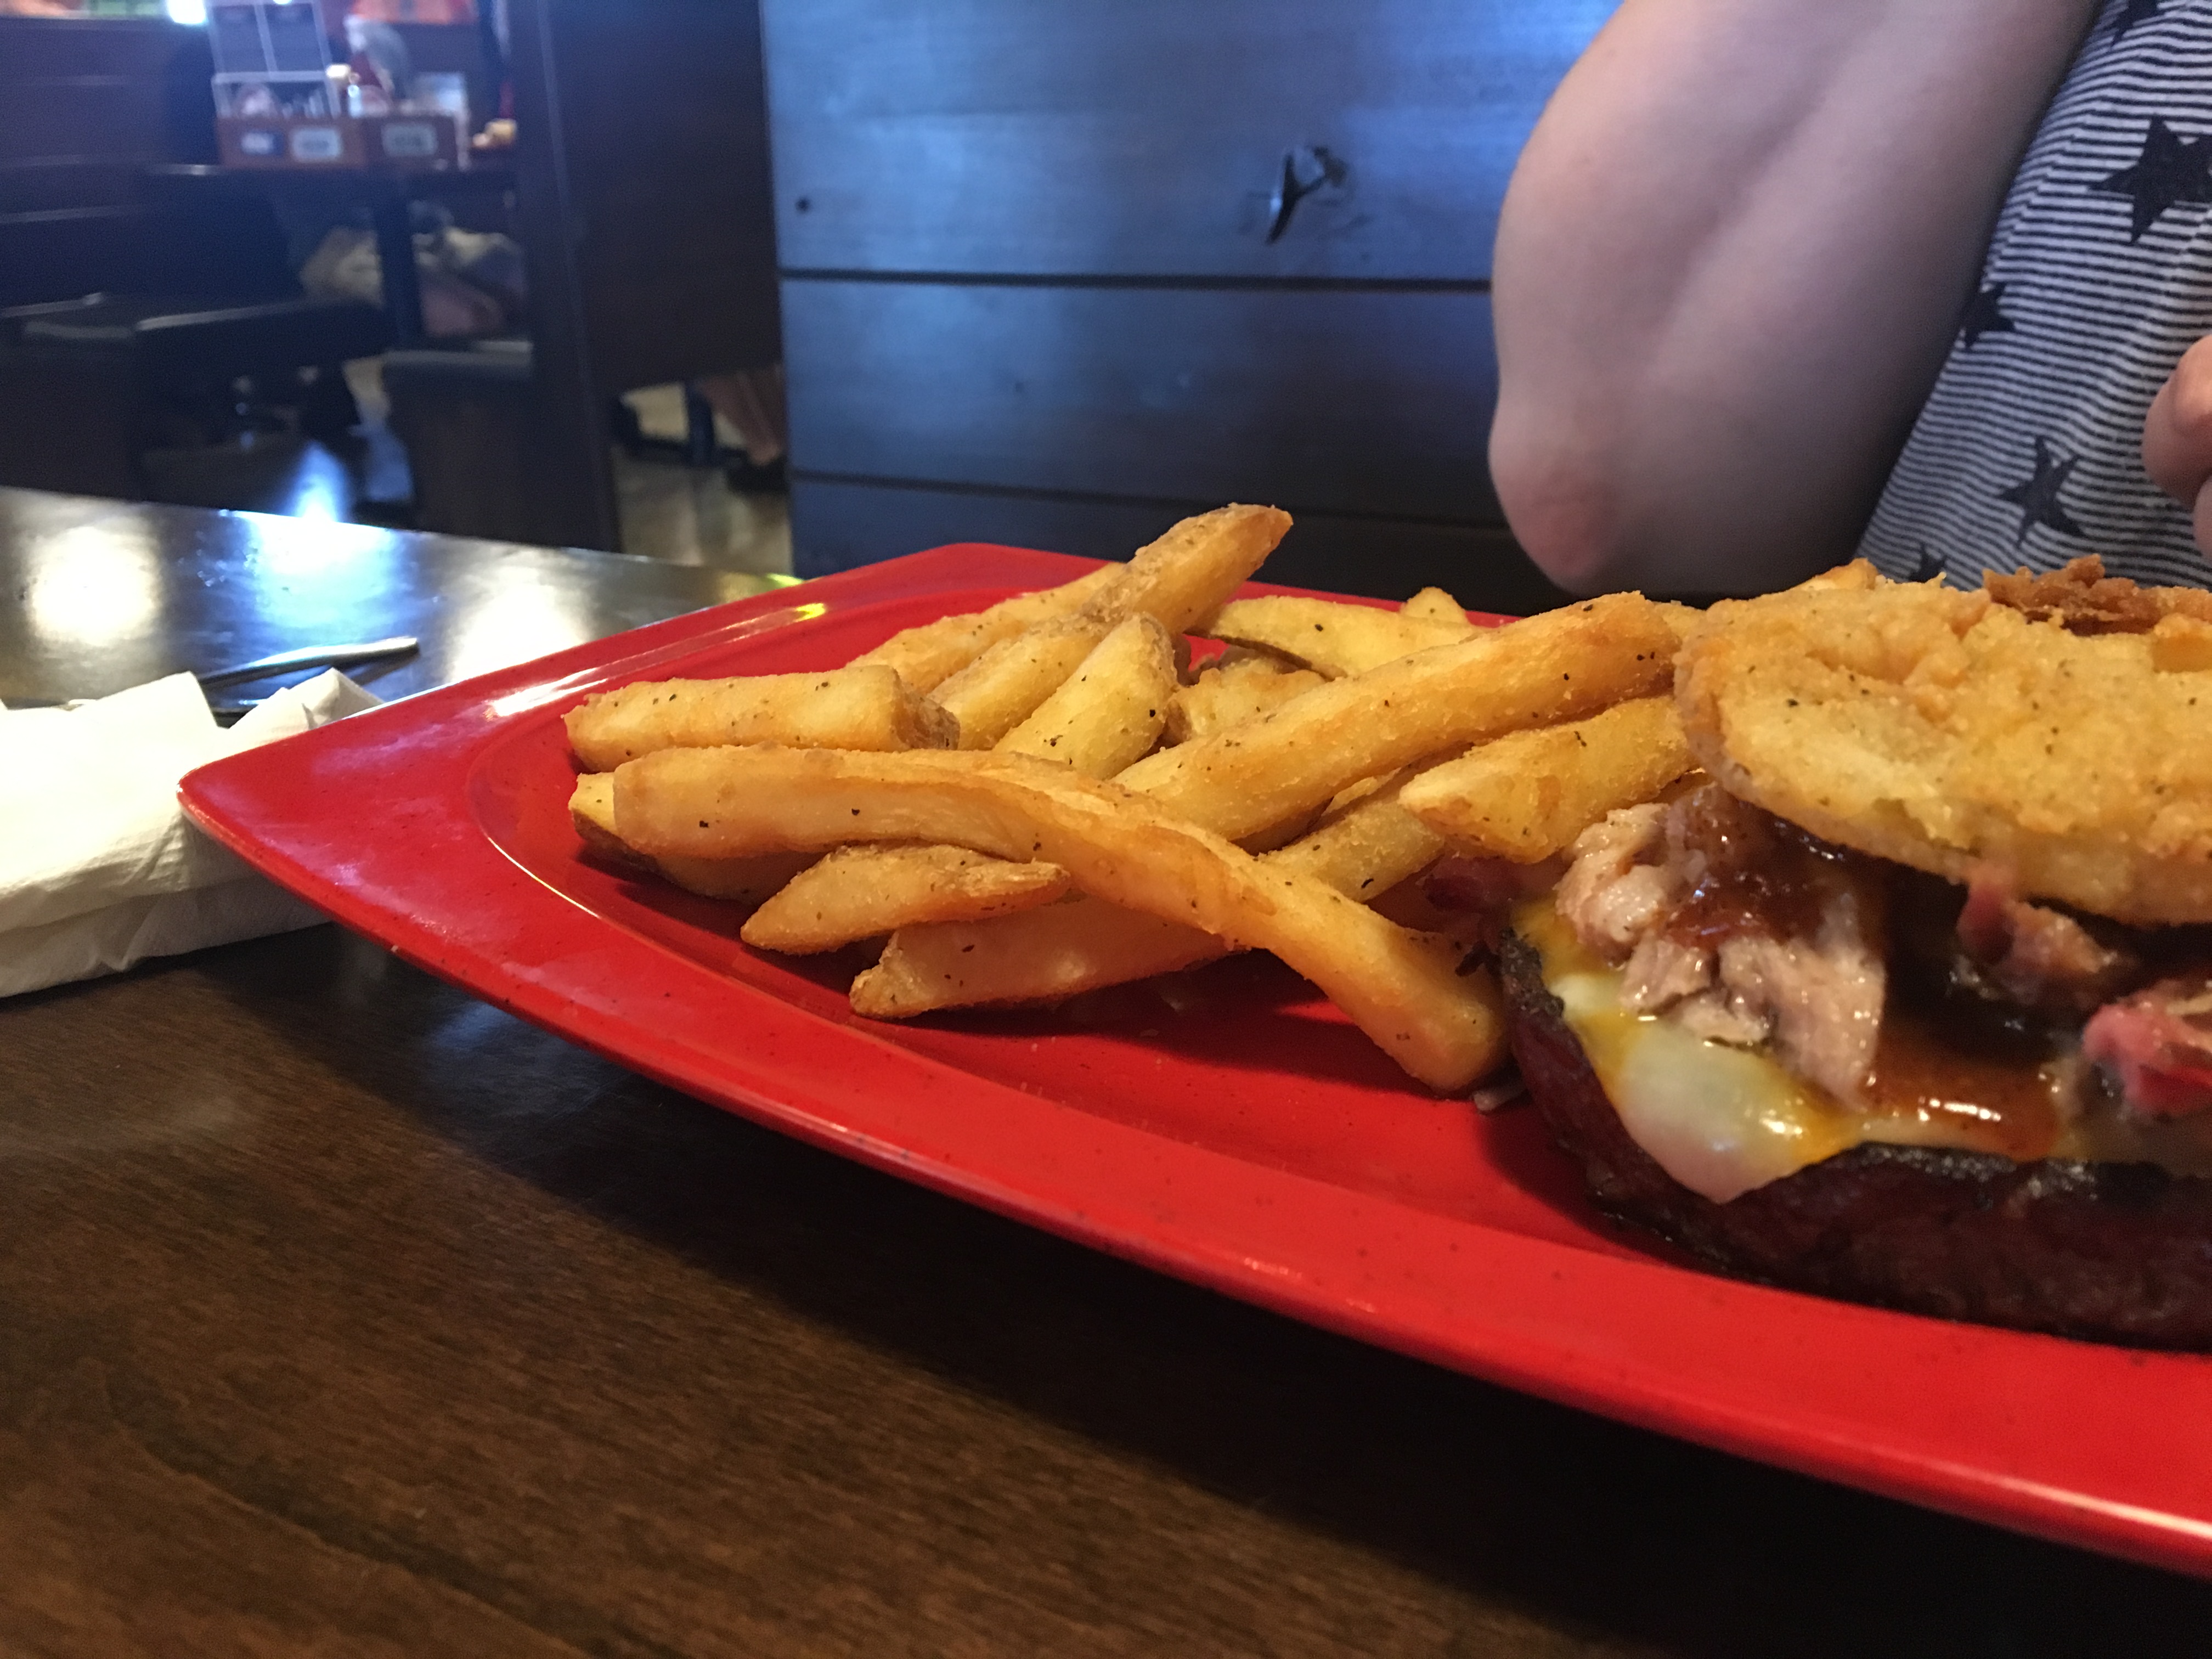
[1103, 503, 1290, 635]
[615, 746, 1504, 1090]
[655, 849, 820, 905]
[849, 600, 1680, 1010]
[1164, 654, 1326, 744]
[1207, 594, 1470, 678]
[996, 614, 1177, 776]
[931, 618, 1110, 749]
[765, 615, 1181, 952]
[855, 764, 1451, 1015]
[566, 664, 953, 772]
[856, 902, 1221, 1014]
[849, 561, 1124, 693]
[848, 503, 1289, 692]
[569, 772, 815, 905]
[1400, 587, 1476, 635]
[1268, 768, 1449, 896]
[741, 843, 1072, 953]
[1115, 592, 1685, 844]
[1397, 696, 1695, 862]
[809, 502, 1269, 899]
[1365, 874, 1485, 946]
[568, 772, 644, 865]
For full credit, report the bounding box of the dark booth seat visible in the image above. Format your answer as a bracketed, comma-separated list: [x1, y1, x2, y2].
[381, 338, 586, 549]
[0, 292, 391, 500]
[1, 16, 399, 509]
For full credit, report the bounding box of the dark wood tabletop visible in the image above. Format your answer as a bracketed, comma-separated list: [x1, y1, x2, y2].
[5, 487, 2211, 1657]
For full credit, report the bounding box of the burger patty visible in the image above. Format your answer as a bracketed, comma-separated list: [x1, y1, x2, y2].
[1500, 932, 2212, 1349]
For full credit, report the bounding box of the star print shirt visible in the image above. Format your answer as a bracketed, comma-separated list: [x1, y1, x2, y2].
[1860, 0, 2212, 588]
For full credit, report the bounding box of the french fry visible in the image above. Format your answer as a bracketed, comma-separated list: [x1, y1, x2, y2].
[759, 616, 1181, 953]
[849, 503, 1289, 692]
[1102, 503, 1290, 635]
[1164, 654, 1326, 744]
[614, 746, 1505, 1091]
[1400, 587, 1476, 635]
[569, 772, 642, 865]
[854, 765, 1450, 1015]
[655, 850, 821, 905]
[1398, 696, 1696, 862]
[1268, 769, 1448, 895]
[849, 597, 1680, 1009]
[857, 902, 1221, 1012]
[1207, 594, 1471, 678]
[922, 499, 1285, 751]
[741, 844, 1072, 953]
[849, 561, 1124, 692]
[1115, 592, 1686, 844]
[568, 773, 815, 905]
[995, 614, 1178, 776]
[931, 618, 1109, 749]
[566, 664, 953, 772]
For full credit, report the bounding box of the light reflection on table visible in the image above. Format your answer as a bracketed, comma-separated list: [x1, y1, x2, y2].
[1, 489, 778, 708]
[20, 521, 166, 653]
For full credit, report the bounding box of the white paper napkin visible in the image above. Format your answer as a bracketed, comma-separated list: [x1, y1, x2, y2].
[0, 669, 381, 997]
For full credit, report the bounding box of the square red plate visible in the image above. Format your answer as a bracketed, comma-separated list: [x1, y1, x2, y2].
[180, 545, 2212, 1579]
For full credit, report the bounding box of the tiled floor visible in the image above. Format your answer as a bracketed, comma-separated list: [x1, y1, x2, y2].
[615, 382, 791, 576]
[136, 366, 793, 579]
[614, 452, 791, 575]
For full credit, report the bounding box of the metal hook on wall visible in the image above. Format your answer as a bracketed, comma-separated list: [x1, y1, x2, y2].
[1265, 144, 1348, 244]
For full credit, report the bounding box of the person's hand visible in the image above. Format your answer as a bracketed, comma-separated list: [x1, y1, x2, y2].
[2142, 335, 2212, 554]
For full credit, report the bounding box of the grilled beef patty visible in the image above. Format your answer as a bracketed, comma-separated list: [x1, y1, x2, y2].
[1501, 932, 2212, 1348]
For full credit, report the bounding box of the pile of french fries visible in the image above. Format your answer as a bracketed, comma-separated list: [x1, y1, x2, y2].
[566, 504, 1695, 1094]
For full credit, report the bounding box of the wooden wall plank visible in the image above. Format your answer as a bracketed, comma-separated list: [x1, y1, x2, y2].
[761, 0, 1616, 280]
[784, 281, 1500, 524]
[789, 476, 1570, 614]
[0, 19, 213, 179]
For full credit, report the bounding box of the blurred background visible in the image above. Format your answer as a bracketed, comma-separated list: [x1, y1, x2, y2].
[0, 0, 1619, 614]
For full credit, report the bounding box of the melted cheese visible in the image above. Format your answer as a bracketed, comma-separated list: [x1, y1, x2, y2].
[1517, 896, 2212, 1201]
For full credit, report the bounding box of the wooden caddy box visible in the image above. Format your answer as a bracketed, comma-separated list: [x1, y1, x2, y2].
[217, 112, 464, 171]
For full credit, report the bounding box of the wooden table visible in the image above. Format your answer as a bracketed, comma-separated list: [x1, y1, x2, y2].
[142, 164, 518, 349]
[3, 488, 2209, 1656]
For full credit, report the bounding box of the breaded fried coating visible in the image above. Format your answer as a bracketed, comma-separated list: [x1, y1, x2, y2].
[1984, 555, 2212, 635]
[1675, 563, 2212, 926]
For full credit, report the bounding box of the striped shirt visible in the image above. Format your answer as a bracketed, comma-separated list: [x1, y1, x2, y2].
[1860, 0, 2212, 589]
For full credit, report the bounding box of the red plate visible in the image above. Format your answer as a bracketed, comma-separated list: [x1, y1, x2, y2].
[181, 544, 2212, 1579]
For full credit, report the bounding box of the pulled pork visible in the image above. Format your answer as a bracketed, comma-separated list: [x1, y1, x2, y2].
[2083, 979, 2212, 1119]
[1953, 865, 2142, 1018]
[1555, 786, 1886, 1104]
[1549, 782, 2212, 1124]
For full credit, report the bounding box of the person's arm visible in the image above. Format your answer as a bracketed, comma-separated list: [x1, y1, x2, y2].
[1489, 0, 2098, 595]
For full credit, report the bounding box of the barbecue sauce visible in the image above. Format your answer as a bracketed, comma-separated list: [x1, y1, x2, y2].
[1861, 1002, 2066, 1163]
[1657, 786, 1845, 951]
[1518, 895, 2212, 1200]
